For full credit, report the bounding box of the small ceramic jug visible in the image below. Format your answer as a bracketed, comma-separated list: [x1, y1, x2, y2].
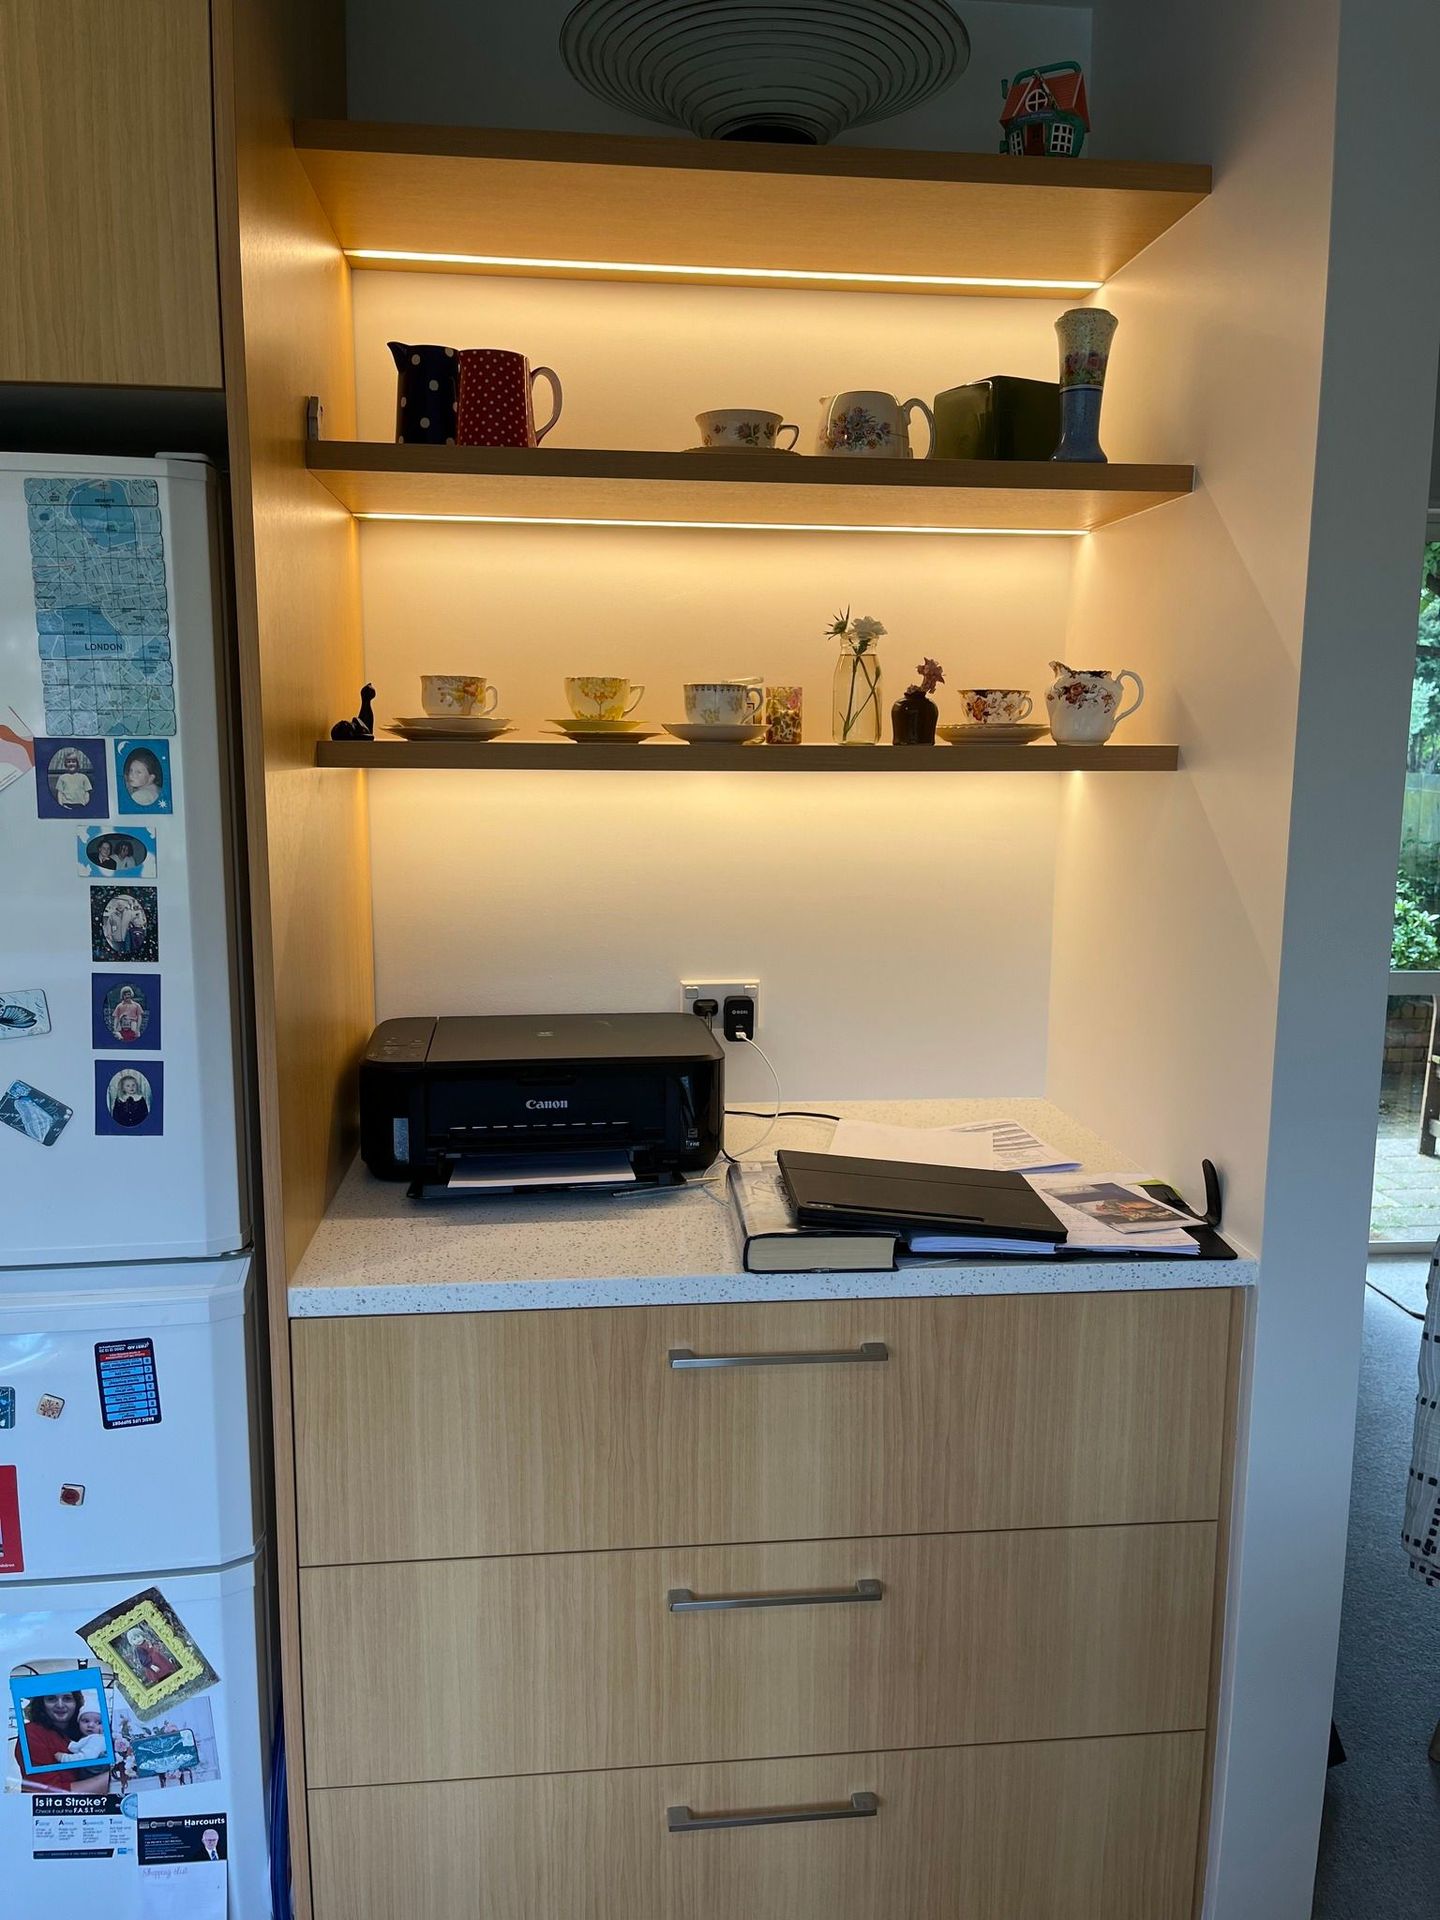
[1045, 661, 1145, 744]
[457, 348, 563, 447]
[816, 390, 935, 458]
[388, 342, 459, 445]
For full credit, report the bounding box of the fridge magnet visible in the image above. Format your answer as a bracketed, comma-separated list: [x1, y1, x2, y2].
[0, 1080, 74, 1147]
[77, 824, 157, 879]
[117, 1695, 221, 1792]
[92, 975, 161, 1050]
[91, 884, 159, 963]
[95, 1336, 162, 1428]
[26, 474, 176, 739]
[77, 1587, 220, 1714]
[10, 1666, 117, 1784]
[36, 1392, 64, 1418]
[114, 738, 173, 815]
[96, 1061, 164, 1137]
[0, 987, 52, 1037]
[0, 1463, 22, 1571]
[35, 737, 109, 818]
[59, 1483, 85, 1507]
[139, 1810, 227, 1863]
[0, 704, 36, 797]
[0, 1385, 14, 1428]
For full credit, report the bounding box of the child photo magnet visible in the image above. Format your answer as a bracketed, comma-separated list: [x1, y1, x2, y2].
[114, 738, 173, 815]
[90, 884, 159, 963]
[77, 824, 157, 879]
[35, 737, 108, 818]
[0, 1079, 73, 1147]
[92, 975, 161, 1050]
[95, 1060, 163, 1137]
[9, 1667, 117, 1785]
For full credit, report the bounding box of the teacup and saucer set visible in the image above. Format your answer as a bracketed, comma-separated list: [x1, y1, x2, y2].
[663, 681, 765, 745]
[937, 688, 1046, 747]
[690, 409, 800, 454]
[391, 675, 513, 741]
[549, 677, 658, 744]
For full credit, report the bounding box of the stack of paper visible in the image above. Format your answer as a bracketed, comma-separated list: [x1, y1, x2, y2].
[827, 1117, 1080, 1175]
[1024, 1173, 1200, 1255]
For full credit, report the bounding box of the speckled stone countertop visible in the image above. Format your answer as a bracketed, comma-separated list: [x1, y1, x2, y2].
[288, 1097, 1256, 1317]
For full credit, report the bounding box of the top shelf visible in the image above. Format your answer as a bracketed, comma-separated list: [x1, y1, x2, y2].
[294, 120, 1211, 298]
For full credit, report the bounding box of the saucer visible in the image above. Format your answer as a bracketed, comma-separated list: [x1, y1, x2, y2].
[393, 714, 512, 735]
[662, 721, 765, 744]
[548, 725, 660, 745]
[548, 715, 647, 733]
[938, 723, 1048, 745]
[685, 445, 799, 455]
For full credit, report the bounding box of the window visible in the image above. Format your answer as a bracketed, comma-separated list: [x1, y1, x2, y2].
[1049, 122, 1075, 154]
[1024, 85, 1050, 112]
[1008, 129, 1026, 154]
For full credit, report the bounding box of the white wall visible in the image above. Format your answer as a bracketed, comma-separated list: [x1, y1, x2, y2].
[347, 0, 1091, 153]
[354, 271, 1081, 1099]
[1051, 2, 1440, 1916]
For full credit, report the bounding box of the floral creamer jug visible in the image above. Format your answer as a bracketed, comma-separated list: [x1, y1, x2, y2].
[1045, 661, 1145, 744]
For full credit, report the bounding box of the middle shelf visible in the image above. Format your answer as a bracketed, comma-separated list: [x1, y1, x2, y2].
[305, 442, 1197, 534]
[316, 740, 1179, 771]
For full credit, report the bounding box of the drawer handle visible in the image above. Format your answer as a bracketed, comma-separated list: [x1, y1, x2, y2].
[668, 1341, 889, 1370]
[668, 1579, 883, 1612]
[668, 1792, 879, 1834]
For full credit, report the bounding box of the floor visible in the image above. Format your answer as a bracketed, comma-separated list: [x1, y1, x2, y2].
[1311, 1270, 1440, 1916]
[1371, 1106, 1440, 1244]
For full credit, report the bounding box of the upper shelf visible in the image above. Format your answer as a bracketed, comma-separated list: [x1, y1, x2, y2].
[305, 443, 1196, 534]
[294, 120, 1211, 298]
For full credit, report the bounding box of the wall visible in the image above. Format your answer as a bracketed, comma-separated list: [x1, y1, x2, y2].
[354, 268, 1084, 1097]
[347, 0, 1091, 153]
[1049, 2, 1440, 1916]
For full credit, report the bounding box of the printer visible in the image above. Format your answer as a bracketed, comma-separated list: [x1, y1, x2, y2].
[359, 1012, 726, 1194]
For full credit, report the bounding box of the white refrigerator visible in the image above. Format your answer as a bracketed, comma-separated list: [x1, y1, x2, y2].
[0, 455, 271, 1917]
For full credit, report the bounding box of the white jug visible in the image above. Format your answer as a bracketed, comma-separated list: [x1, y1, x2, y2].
[816, 390, 935, 458]
[1045, 661, 1145, 744]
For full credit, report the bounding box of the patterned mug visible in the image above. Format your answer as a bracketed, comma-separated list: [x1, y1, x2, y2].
[458, 348, 564, 447]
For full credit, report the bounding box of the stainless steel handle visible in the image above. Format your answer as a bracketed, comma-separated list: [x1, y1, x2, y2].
[668, 1792, 879, 1834]
[668, 1578, 882, 1612]
[668, 1341, 889, 1370]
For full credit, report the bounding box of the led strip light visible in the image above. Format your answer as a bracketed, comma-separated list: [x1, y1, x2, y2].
[353, 511, 1088, 537]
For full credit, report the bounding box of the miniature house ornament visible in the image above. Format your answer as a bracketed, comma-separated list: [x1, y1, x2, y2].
[999, 61, 1089, 156]
[1052, 307, 1119, 463]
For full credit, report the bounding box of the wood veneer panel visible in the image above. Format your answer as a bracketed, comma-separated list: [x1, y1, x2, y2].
[305, 441, 1196, 532]
[0, 0, 222, 386]
[211, 3, 355, 1917]
[307, 1733, 1205, 1920]
[293, 1291, 1235, 1565]
[315, 738, 1180, 770]
[294, 119, 1210, 295]
[302, 1523, 1215, 1787]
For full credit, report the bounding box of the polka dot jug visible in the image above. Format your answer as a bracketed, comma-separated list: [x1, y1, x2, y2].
[457, 348, 564, 448]
[387, 342, 459, 445]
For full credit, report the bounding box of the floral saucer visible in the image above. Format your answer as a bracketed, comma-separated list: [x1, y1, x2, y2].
[937, 723, 1048, 745]
[390, 715, 512, 738]
[662, 721, 765, 744]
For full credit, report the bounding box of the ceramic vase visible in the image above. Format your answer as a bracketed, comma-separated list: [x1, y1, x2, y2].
[890, 689, 938, 746]
[388, 342, 459, 445]
[1052, 307, 1118, 463]
[832, 640, 883, 744]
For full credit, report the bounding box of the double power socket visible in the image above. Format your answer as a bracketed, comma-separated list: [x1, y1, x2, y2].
[681, 979, 761, 1043]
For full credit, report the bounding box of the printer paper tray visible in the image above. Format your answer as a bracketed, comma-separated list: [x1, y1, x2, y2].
[415, 1150, 639, 1197]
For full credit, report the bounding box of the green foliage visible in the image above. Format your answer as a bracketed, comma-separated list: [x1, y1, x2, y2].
[1393, 870, 1440, 970]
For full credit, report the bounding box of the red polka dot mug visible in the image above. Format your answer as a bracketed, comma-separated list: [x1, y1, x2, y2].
[457, 348, 564, 448]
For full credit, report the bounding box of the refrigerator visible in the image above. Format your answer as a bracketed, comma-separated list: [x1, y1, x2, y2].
[0, 454, 271, 1917]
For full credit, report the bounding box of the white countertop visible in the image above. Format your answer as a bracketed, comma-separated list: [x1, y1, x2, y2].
[288, 1098, 1256, 1317]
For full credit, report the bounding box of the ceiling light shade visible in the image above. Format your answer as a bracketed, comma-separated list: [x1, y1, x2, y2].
[559, 0, 971, 145]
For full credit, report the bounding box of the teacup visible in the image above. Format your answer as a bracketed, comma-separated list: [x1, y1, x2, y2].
[696, 408, 800, 452]
[565, 675, 645, 721]
[957, 688, 1035, 726]
[684, 681, 764, 726]
[421, 675, 499, 717]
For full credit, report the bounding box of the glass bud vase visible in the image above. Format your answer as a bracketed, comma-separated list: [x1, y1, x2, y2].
[832, 640, 883, 743]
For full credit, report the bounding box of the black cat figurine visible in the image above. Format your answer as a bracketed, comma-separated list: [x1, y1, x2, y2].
[331, 683, 376, 741]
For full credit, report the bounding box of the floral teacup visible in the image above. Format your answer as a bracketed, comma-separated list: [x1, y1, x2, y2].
[421, 675, 497, 717]
[958, 688, 1035, 726]
[696, 409, 800, 451]
[565, 676, 645, 721]
[684, 682, 763, 727]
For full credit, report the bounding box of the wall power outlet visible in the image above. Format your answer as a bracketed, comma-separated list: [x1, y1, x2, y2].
[681, 979, 761, 1038]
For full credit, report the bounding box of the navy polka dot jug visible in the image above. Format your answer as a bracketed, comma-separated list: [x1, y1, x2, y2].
[387, 342, 459, 444]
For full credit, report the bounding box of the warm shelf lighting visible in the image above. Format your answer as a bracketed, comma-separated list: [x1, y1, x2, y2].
[344, 247, 1104, 294]
[353, 511, 1088, 537]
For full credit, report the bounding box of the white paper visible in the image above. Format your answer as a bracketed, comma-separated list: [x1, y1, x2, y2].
[140, 1861, 227, 1920]
[448, 1151, 636, 1189]
[827, 1117, 1078, 1174]
[1024, 1172, 1199, 1253]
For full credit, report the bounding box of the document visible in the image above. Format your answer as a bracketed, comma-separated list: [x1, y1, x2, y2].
[1024, 1172, 1200, 1254]
[827, 1116, 1079, 1174]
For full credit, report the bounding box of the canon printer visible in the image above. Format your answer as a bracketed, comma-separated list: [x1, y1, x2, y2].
[359, 1012, 725, 1195]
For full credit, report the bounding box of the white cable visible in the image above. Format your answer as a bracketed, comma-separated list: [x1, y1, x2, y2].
[726, 1038, 783, 1158]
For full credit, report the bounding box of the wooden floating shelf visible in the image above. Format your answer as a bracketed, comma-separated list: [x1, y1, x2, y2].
[306, 443, 1196, 534]
[294, 120, 1211, 297]
[316, 739, 1180, 772]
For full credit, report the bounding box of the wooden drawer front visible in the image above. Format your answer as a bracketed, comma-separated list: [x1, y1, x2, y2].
[309, 1731, 1204, 1920]
[302, 1522, 1215, 1787]
[293, 1289, 1234, 1564]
